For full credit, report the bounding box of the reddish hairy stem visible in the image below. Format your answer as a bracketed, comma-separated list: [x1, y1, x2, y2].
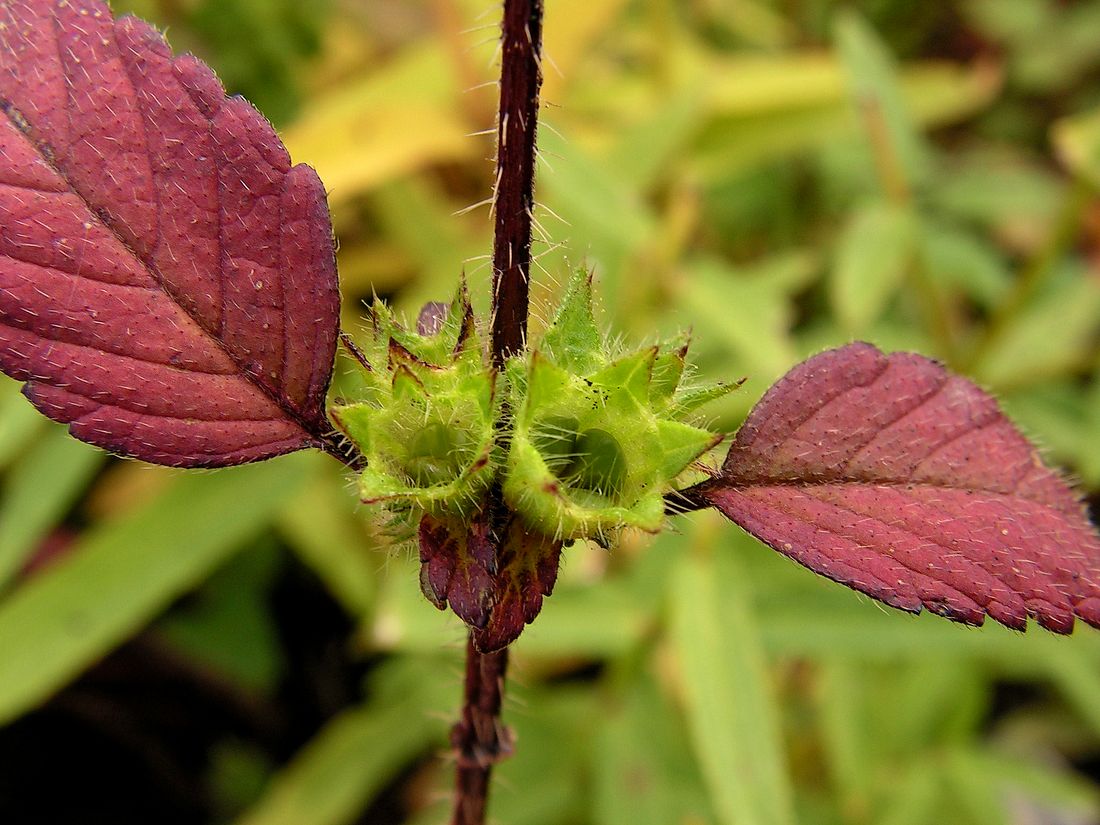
[451, 638, 514, 825]
[490, 0, 544, 366]
[451, 1, 543, 823]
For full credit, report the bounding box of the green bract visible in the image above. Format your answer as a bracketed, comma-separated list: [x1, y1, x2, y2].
[504, 270, 730, 543]
[331, 285, 496, 518]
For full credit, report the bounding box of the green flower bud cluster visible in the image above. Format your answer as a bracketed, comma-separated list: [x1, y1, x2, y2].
[331, 284, 496, 519]
[332, 271, 734, 547]
[504, 270, 731, 544]
[331, 271, 734, 645]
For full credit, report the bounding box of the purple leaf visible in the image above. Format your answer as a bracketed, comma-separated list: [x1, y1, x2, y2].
[700, 342, 1100, 633]
[0, 0, 340, 467]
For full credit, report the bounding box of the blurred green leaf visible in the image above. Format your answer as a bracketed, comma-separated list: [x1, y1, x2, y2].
[683, 252, 816, 382]
[0, 453, 316, 724]
[830, 200, 917, 333]
[974, 263, 1100, 390]
[283, 44, 474, 205]
[156, 539, 284, 692]
[1082, 375, 1100, 485]
[0, 426, 104, 590]
[278, 473, 378, 620]
[0, 379, 44, 469]
[921, 223, 1011, 308]
[816, 661, 873, 814]
[513, 580, 650, 659]
[702, 54, 846, 115]
[880, 660, 986, 749]
[539, 126, 659, 302]
[1041, 644, 1100, 739]
[947, 748, 1099, 823]
[541, 0, 630, 102]
[1053, 105, 1100, 189]
[362, 549, 467, 654]
[689, 59, 996, 181]
[700, 0, 795, 49]
[931, 150, 1064, 231]
[209, 741, 274, 819]
[878, 764, 941, 825]
[967, 0, 1100, 92]
[235, 656, 457, 825]
[670, 522, 794, 825]
[368, 179, 489, 317]
[941, 747, 1010, 825]
[593, 673, 714, 825]
[188, 0, 330, 124]
[963, 0, 1049, 44]
[835, 10, 933, 191]
[606, 91, 704, 191]
[490, 687, 595, 825]
[999, 382, 1091, 479]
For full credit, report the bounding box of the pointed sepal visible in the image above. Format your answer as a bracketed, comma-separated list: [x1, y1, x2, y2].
[672, 377, 746, 416]
[658, 420, 723, 478]
[650, 334, 690, 409]
[541, 269, 604, 374]
[591, 347, 657, 407]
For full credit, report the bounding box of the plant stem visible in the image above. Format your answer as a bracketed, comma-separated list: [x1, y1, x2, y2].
[451, 638, 514, 825]
[490, 0, 544, 365]
[860, 97, 961, 364]
[451, 1, 543, 823]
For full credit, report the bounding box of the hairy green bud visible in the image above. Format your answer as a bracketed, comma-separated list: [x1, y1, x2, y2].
[331, 282, 496, 518]
[504, 269, 729, 542]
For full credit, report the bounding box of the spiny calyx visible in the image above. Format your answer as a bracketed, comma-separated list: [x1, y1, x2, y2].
[330, 284, 496, 518]
[504, 269, 733, 543]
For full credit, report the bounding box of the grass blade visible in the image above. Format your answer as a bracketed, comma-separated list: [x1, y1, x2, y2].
[670, 525, 794, 825]
[0, 452, 316, 724]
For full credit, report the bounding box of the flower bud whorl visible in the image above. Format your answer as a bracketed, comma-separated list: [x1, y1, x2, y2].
[503, 269, 731, 542]
[331, 270, 734, 645]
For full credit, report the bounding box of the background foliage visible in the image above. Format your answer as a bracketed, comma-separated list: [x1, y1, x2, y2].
[3, 0, 1100, 823]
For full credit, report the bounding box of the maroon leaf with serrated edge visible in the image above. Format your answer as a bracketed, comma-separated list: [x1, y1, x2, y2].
[697, 342, 1100, 633]
[0, 0, 341, 467]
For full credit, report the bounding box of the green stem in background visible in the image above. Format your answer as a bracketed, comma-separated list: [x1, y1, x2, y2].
[860, 97, 962, 365]
[962, 175, 1095, 374]
[861, 96, 912, 206]
[451, 1, 544, 824]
